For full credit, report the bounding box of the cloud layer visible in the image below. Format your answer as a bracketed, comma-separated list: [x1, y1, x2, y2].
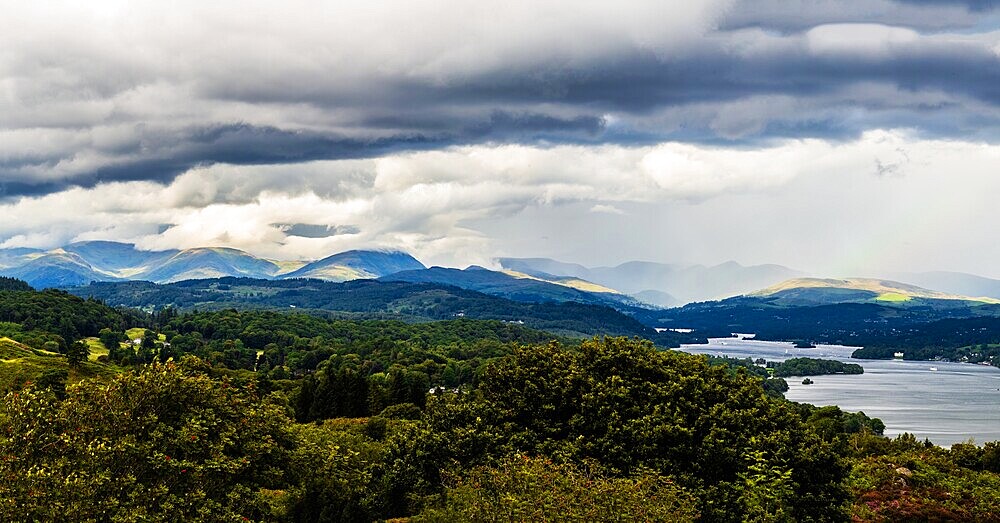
[1, 1, 999, 274]
[3, 1, 1000, 193]
[2, 130, 998, 274]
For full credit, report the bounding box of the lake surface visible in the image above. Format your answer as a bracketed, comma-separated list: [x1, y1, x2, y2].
[676, 337, 1000, 447]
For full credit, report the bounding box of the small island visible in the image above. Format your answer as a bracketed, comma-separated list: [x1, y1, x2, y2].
[802, 378, 814, 385]
[794, 340, 816, 348]
[771, 357, 864, 377]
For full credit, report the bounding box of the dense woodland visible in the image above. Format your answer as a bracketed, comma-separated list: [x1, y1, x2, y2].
[2, 280, 1000, 521]
[71, 277, 696, 346]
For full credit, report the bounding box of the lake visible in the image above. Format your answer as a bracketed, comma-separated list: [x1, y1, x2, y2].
[675, 337, 1000, 447]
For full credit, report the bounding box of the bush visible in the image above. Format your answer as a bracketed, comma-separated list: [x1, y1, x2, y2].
[379, 402, 423, 420]
[416, 455, 698, 522]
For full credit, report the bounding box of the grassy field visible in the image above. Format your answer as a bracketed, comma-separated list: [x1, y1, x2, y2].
[126, 328, 166, 342]
[84, 337, 109, 360]
[875, 292, 912, 303]
[0, 337, 118, 391]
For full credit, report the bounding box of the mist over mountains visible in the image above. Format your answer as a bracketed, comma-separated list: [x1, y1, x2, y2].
[499, 257, 804, 306]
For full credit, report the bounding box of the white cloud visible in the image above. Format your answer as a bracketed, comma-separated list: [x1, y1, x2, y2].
[2, 129, 997, 271]
[3, 0, 999, 195]
[590, 204, 626, 215]
[807, 24, 920, 57]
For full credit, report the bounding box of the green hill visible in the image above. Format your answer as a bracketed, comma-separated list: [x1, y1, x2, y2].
[0, 337, 117, 392]
[68, 277, 694, 345]
[750, 277, 1000, 307]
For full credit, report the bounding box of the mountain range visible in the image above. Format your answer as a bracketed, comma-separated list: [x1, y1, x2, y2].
[0, 242, 654, 311]
[5, 241, 1000, 315]
[0, 241, 425, 289]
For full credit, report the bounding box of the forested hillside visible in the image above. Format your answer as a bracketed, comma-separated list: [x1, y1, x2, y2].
[70, 277, 695, 345]
[2, 277, 1000, 521]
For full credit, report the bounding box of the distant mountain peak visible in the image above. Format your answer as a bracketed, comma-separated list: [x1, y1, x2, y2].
[0, 241, 426, 288]
[281, 249, 425, 282]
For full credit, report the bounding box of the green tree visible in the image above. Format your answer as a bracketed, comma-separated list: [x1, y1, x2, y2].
[0, 357, 293, 522]
[99, 327, 122, 360]
[142, 329, 157, 350]
[417, 337, 850, 522]
[66, 339, 90, 366]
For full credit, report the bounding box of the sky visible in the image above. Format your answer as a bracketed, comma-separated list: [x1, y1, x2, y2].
[1, 0, 1000, 277]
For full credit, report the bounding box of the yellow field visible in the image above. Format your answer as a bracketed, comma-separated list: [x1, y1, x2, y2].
[875, 292, 911, 302]
[126, 328, 166, 342]
[0, 337, 119, 390]
[84, 337, 109, 360]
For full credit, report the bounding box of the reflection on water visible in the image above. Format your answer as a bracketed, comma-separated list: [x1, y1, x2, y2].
[676, 337, 1000, 447]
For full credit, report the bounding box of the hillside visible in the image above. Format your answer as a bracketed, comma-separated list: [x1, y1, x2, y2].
[381, 266, 645, 309]
[632, 273, 1000, 351]
[0, 282, 126, 392]
[500, 269, 623, 294]
[0, 336, 115, 392]
[0, 250, 117, 289]
[68, 277, 694, 345]
[750, 277, 1000, 306]
[62, 241, 179, 274]
[0, 247, 43, 269]
[136, 247, 280, 282]
[632, 289, 680, 308]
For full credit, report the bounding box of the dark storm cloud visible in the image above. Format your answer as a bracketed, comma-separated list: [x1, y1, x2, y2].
[2, 1, 1000, 197]
[0, 112, 612, 195]
[0, 124, 448, 196]
[897, 0, 998, 11]
[466, 111, 607, 141]
[720, 0, 998, 32]
[274, 224, 361, 238]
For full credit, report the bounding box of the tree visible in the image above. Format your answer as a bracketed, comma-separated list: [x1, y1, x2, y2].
[66, 340, 90, 366]
[418, 337, 850, 522]
[0, 357, 293, 522]
[98, 328, 122, 359]
[142, 329, 157, 350]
